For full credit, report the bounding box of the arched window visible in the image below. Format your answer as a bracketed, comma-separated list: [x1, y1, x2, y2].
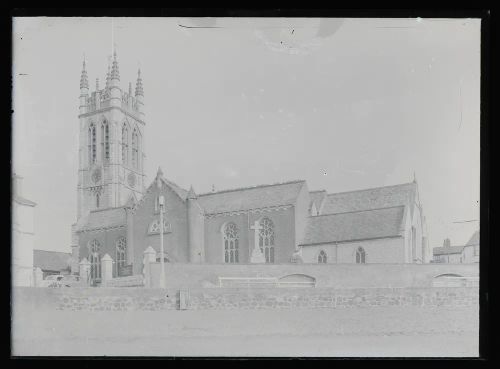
[89, 240, 101, 280]
[95, 193, 100, 208]
[121, 124, 128, 165]
[223, 223, 239, 263]
[356, 247, 366, 264]
[116, 237, 127, 273]
[259, 218, 275, 263]
[318, 250, 327, 264]
[132, 129, 139, 169]
[101, 121, 110, 163]
[88, 123, 96, 164]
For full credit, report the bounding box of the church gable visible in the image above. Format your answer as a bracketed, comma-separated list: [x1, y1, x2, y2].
[130, 173, 190, 264]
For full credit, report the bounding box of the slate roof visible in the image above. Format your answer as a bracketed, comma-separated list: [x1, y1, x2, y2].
[309, 190, 327, 212]
[299, 206, 406, 246]
[33, 249, 72, 272]
[321, 182, 417, 215]
[197, 180, 306, 215]
[75, 207, 127, 232]
[161, 178, 189, 201]
[433, 246, 465, 256]
[466, 230, 479, 247]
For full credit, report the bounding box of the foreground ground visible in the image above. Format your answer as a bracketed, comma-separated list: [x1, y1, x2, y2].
[12, 306, 478, 357]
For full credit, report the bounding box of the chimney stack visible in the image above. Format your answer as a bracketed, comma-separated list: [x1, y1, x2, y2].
[443, 238, 451, 248]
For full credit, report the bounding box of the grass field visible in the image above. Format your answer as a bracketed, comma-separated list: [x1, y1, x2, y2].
[12, 305, 478, 357]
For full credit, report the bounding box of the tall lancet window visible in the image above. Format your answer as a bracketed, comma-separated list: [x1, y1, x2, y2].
[116, 237, 127, 274]
[101, 121, 110, 163]
[121, 124, 128, 165]
[259, 217, 275, 263]
[223, 223, 239, 263]
[89, 240, 101, 280]
[132, 129, 139, 169]
[356, 247, 366, 264]
[88, 123, 96, 164]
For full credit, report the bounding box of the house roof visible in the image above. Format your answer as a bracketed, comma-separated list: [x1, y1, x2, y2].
[75, 207, 127, 232]
[197, 180, 306, 215]
[433, 246, 465, 255]
[299, 206, 405, 246]
[466, 230, 479, 247]
[33, 249, 71, 272]
[309, 190, 327, 212]
[321, 182, 417, 215]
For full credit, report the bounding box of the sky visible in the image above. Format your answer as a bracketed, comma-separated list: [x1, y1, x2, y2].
[12, 17, 480, 253]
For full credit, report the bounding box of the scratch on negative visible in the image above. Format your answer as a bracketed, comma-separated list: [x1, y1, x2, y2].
[178, 24, 224, 29]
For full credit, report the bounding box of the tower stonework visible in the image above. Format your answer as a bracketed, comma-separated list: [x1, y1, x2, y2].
[76, 53, 146, 219]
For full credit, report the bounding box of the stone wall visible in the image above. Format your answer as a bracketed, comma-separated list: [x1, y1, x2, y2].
[148, 262, 479, 289]
[13, 286, 478, 312]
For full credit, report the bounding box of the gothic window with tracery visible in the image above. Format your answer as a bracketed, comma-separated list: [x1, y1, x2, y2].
[89, 239, 101, 280]
[148, 219, 171, 234]
[122, 124, 128, 165]
[88, 123, 96, 164]
[132, 129, 139, 169]
[356, 247, 366, 264]
[259, 217, 275, 263]
[101, 121, 110, 163]
[318, 250, 327, 264]
[116, 237, 127, 272]
[223, 223, 239, 263]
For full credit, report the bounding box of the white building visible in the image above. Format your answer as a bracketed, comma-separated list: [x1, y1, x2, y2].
[12, 173, 37, 286]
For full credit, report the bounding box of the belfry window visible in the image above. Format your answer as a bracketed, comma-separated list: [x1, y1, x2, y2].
[132, 129, 139, 170]
[223, 223, 239, 263]
[356, 247, 366, 264]
[318, 250, 327, 264]
[88, 123, 96, 164]
[89, 240, 101, 280]
[122, 124, 128, 165]
[116, 237, 127, 273]
[259, 218, 275, 263]
[101, 121, 110, 163]
[96, 193, 100, 208]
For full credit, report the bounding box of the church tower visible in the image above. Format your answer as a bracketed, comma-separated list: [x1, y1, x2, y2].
[76, 52, 146, 219]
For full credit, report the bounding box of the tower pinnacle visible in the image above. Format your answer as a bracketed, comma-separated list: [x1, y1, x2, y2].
[111, 50, 120, 81]
[79, 59, 89, 90]
[105, 57, 111, 89]
[135, 69, 144, 97]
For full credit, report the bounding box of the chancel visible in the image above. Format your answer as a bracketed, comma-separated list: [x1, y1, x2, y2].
[71, 53, 431, 284]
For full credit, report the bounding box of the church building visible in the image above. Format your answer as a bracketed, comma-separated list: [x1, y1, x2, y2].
[71, 54, 430, 282]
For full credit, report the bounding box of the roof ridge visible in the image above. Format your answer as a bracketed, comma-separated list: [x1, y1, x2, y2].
[316, 205, 406, 217]
[309, 190, 327, 193]
[198, 179, 306, 197]
[326, 182, 415, 197]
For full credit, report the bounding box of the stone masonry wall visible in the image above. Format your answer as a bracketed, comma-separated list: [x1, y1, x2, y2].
[13, 286, 478, 312]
